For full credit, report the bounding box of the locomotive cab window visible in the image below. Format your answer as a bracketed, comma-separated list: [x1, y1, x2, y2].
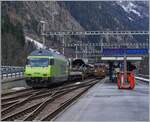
[49, 59, 54, 65]
[27, 58, 49, 67]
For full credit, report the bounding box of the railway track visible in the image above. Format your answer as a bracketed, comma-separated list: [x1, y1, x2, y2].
[1, 78, 94, 104]
[1, 78, 102, 121]
[2, 88, 34, 97]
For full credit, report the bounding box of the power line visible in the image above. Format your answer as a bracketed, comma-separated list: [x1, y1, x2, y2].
[43, 31, 149, 36]
[64, 42, 149, 48]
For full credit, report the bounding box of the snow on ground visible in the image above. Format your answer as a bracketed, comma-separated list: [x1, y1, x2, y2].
[11, 87, 26, 91]
[25, 36, 46, 49]
[25, 36, 62, 55]
[130, 9, 141, 17]
[75, 82, 81, 85]
[117, 1, 142, 17]
[128, 16, 134, 21]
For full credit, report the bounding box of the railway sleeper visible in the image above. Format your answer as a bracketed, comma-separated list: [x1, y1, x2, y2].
[42, 85, 95, 121]
[2, 89, 48, 116]
[2, 103, 41, 121]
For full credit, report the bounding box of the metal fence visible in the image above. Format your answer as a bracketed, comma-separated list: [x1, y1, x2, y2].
[138, 74, 149, 79]
[135, 76, 149, 83]
[0, 66, 24, 80]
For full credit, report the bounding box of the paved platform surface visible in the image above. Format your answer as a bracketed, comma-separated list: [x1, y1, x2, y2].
[54, 77, 149, 121]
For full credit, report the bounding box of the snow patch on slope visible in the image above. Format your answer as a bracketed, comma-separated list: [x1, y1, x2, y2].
[128, 16, 134, 21]
[25, 36, 46, 49]
[117, 1, 141, 17]
[25, 36, 62, 55]
[131, 9, 141, 17]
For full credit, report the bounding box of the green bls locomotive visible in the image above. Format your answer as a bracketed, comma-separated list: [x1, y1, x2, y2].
[24, 49, 69, 88]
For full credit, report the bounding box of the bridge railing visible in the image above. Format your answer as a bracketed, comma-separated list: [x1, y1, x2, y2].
[0, 66, 24, 80]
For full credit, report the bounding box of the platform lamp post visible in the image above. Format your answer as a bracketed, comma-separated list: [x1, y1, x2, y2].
[123, 37, 128, 84]
[62, 35, 65, 55]
[75, 44, 78, 59]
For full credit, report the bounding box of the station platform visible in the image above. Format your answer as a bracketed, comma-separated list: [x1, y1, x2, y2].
[54, 77, 149, 121]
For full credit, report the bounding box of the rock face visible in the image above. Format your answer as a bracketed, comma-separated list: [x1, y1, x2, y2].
[60, 1, 148, 44]
[2, 1, 84, 37]
[1, 1, 84, 65]
[1, 1, 149, 66]
[61, 1, 149, 30]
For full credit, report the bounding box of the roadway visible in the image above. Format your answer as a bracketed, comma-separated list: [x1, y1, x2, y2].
[54, 77, 149, 121]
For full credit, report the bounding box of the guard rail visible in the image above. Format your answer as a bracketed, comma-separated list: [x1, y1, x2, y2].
[0, 66, 24, 79]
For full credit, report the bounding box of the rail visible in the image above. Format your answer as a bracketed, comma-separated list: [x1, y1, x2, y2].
[0, 66, 24, 80]
[1, 78, 99, 121]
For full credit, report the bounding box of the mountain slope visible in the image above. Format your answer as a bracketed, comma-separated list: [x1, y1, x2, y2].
[1, 1, 84, 65]
[58, 1, 148, 45]
[60, 1, 148, 31]
[1, 1, 149, 66]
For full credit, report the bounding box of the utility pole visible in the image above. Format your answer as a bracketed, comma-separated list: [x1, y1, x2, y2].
[85, 44, 87, 60]
[40, 20, 47, 48]
[62, 35, 65, 55]
[124, 35, 127, 83]
[75, 44, 78, 59]
[51, 11, 58, 30]
[51, 2, 58, 30]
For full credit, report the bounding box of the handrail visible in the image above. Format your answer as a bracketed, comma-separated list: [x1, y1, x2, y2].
[138, 74, 149, 78]
[135, 76, 149, 83]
